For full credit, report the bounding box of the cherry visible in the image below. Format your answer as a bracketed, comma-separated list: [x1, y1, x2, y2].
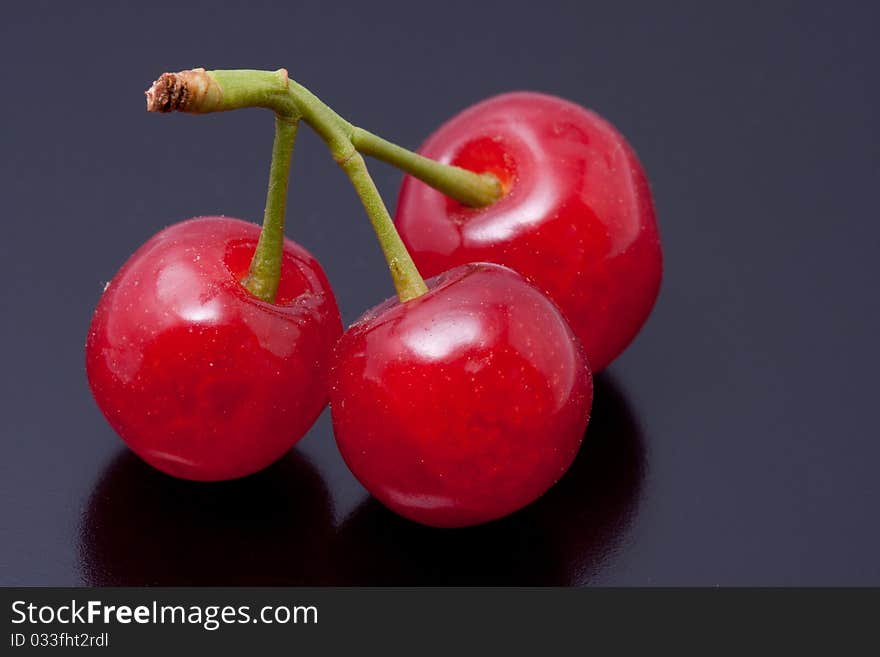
[329, 263, 593, 528]
[394, 92, 663, 372]
[86, 216, 341, 481]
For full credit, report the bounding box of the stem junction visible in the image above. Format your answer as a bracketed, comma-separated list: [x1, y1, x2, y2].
[146, 68, 499, 302]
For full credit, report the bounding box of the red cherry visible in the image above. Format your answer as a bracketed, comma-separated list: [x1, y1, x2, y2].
[86, 216, 342, 481]
[395, 92, 662, 372]
[329, 263, 593, 528]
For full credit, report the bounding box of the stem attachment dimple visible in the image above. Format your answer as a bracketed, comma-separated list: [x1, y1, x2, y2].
[242, 115, 299, 303]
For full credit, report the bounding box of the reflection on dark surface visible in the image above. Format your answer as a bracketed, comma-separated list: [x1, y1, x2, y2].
[80, 375, 643, 585]
[328, 374, 645, 585]
[79, 449, 333, 585]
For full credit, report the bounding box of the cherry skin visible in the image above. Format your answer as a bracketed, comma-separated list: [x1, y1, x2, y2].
[395, 92, 662, 372]
[329, 263, 593, 528]
[86, 216, 342, 481]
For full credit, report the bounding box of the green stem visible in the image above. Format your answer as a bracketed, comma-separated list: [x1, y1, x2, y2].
[265, 79, 500, 207]
[145, 68, 501, 206]
[340, 152, 428, 301]
[350, 127, 502, 207]
[277, 92, 501, 207]
[283, 80, 428, 301]
[146, 67, 430, 302]
[147, 68, 298, 116]
[242, 115, 299, 303]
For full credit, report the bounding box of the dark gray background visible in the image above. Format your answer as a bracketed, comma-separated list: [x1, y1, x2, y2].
[1, 0, 877, 585]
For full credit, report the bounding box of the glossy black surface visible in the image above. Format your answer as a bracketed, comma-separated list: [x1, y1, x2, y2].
[2, 1, 878, 585]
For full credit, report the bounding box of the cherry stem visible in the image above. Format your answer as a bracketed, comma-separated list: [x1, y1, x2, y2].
[340, 151, 428, 301]
[349, 127, 502, 208]
[146, 68, 431, 302]
[282, 78, 428, 301]
[242, 115, 299, 303]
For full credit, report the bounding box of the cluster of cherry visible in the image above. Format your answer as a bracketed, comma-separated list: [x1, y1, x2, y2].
[86, 68, 661, 528]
